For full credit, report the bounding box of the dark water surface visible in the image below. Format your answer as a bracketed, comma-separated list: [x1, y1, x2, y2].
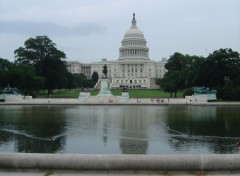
[0, 105, 239, 154]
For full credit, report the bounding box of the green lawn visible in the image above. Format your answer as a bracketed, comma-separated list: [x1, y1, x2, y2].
[90, 90, 99, 96]
[51, 90, 79, 98]
[38, 90, 79, 98]
[128, 89, 183, 98]
[37, 89, 183, 98]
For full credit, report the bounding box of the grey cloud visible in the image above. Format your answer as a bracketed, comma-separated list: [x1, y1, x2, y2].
[0, 20, 106, 36]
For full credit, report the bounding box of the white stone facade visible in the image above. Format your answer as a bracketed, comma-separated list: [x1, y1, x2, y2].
[66, 14, 167, 88]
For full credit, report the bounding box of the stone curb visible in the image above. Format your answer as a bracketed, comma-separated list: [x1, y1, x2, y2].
[0, 153, 240, 171]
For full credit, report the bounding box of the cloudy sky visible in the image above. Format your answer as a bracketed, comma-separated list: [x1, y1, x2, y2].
[0, 0, 240, 63]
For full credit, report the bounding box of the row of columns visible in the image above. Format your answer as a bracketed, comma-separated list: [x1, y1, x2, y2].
[120, 49, 148, 57]
[121, 64, 144, 73]
[122, 41, 145, 46]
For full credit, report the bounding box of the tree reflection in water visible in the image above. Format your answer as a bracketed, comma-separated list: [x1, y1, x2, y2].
[166, 105, 240, 154]
[0, 105, 66, 153]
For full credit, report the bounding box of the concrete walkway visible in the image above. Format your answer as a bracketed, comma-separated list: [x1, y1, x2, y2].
[1, 98, 240, 106]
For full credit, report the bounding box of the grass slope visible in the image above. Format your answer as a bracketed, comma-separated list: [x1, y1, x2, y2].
[128, 89, 183, 98]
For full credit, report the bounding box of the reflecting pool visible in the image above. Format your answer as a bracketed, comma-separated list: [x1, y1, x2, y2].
[0, 105, 239, 154]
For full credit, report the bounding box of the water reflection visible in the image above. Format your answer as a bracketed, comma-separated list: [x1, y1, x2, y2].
[166, 105, 240, 154]
[0, 105, 239, 154]
[0, 106, 66, 153]
[119, 106, 149, 154]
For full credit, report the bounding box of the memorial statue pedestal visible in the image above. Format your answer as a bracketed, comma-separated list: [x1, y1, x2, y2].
[79, 78, 129, 104]
[98, 79, 112, 96]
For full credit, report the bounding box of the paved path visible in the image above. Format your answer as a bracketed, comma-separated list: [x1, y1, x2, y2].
[1, 98, 240, 105]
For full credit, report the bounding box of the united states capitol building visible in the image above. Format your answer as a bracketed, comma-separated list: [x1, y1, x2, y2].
[67, 14, 167, 89]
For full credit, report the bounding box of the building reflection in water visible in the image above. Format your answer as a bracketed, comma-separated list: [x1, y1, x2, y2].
[119, 106, 149, 154]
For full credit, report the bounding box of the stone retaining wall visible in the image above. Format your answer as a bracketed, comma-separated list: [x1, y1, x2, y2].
[0, 153, 239, 171]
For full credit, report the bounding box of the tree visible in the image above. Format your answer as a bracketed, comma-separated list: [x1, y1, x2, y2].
[0, 58, 43, 95]
[0, 58, 12, 88]
[91, 71, 99, 84]
[9, 63, 44, 95]
[73, 73, 86, 88]
[158, 77, 176, 97]
[72, 73, 95, 89]
[158, 52, 205, 97]
[162, 52, 189, 97]
[197, 48, 240, 89]
[14, 36, 68, 97]
[184, 55, 205, 87]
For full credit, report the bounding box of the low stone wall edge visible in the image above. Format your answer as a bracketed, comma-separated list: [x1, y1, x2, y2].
[0, 153, 239, 171]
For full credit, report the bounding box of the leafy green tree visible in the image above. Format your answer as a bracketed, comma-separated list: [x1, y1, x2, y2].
[0, 58, 12, 88]
[158, 53, 205, 97]
[0, 58, 43, 95]
[158, 77, 176, 97]
[72, 73, 95, 89]
[201, 48, 240, 100]
[91, 71, 99, 84]
[197, 48, 240, 89]
[14, 36, 68, 97]
[0, 58, 11, 71]
[65, 72, 74, 90]
[9, 64, 44, 95]
[162, 52, 189, 97]
[183, 55, 205, 88]
[72, 73, 86, 88]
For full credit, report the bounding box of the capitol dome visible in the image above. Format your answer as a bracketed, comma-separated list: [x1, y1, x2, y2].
[119, 13, 149, 61]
